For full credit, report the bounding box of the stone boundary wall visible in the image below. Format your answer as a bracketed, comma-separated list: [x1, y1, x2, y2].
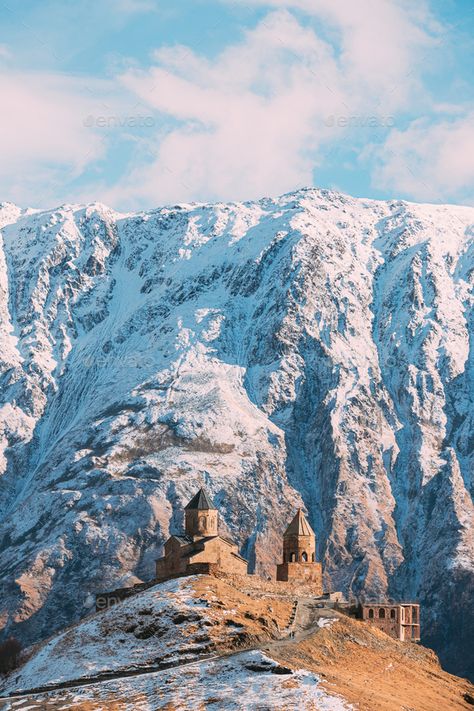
[95, 569, 350, 614]
[214, 572, 327, 600]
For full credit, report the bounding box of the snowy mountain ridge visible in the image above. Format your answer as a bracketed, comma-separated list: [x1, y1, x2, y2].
[0, 188, 472, 679]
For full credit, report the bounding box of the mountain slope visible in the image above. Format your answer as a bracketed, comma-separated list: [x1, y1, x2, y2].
[0, 188, 472, 678]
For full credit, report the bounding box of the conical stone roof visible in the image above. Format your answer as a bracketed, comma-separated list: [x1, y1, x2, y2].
[184, 487, 216, 511]
[284, 509, 314, 537]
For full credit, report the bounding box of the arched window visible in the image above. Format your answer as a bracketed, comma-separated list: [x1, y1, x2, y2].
[379, 608, 386, 619]
[390, 609, 396, 620]
[311, 553, 315, 562]
[301, 552, 308, 562]
[412, 607, 418, 622]
[290, 552, 297, 562]
[368, 608, 374, 619]
[198, 516, 206, 531]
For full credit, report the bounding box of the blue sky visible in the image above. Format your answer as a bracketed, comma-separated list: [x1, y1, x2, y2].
[0, 0, 473, 210]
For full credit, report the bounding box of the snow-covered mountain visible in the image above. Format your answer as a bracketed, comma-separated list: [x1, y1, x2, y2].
[0, 188, 472, 679]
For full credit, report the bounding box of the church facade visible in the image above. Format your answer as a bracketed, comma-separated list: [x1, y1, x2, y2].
[155, 488, 248, 580]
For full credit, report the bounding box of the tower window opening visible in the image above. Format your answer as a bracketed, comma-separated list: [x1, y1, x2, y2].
[368, 608, 374, 619]
[379, 608, 386, 619]
[301, 552, 308, 562]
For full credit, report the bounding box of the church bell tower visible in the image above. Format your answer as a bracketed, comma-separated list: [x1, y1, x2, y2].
[276, 509, 323, 593]
[184, 487, 219, 540]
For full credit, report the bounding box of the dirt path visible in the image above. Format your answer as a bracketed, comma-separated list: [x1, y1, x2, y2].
[0, 652, 225, 703]
[264, 598, 333, 655]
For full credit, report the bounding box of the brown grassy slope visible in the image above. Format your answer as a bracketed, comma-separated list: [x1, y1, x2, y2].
[264, 613, 474, 711]
[3, 574, 473, 711]
[191, 574, 295, 650]
[195, 575, 474, 710]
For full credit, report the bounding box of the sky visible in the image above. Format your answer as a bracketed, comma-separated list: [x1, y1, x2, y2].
[0, 0, 473, 210]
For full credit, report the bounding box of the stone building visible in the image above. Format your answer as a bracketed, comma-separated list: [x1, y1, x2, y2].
[276, 509, 323, 594]
[96, 491, 421, 641]
[361, 603, 420, 642]
[96, 487, 247, 610]
[155, 487, 248, 580]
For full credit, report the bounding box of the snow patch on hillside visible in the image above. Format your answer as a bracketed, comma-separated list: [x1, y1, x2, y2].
[2, 651, 353, 711]
[2, 577, 214, 693]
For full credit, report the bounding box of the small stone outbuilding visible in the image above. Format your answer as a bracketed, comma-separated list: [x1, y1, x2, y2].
[361, 603, 420, 642]
[155, 487, 248, 580]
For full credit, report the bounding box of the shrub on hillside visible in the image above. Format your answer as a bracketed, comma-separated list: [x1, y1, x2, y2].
[0, 637, 22, 674]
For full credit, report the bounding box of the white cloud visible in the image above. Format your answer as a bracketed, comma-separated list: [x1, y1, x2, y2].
[101, 4, 437, 208]
[221, 0, 438, 106]
[0, 71, 120, 207]
[99, 11, 335, 205]
[367, 113, 474, 204]
[0, 45, 11, 60]
[3, 0, 465, 210]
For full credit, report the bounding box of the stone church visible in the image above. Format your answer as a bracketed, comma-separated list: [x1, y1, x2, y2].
[96, 486, 420, 644]
[155, 489, 324, 589]
[155, 487, 248, 579]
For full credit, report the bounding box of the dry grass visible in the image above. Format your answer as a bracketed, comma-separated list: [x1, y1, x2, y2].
[191, 574, 294, 649]
[265, 614, 474, 711]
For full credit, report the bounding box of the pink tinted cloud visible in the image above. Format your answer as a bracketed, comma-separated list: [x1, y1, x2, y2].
[100, 4, 437, 208]
[368, 113, 474, 203]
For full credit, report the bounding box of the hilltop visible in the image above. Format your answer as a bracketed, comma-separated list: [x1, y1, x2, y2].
[0, 574, 473, 710]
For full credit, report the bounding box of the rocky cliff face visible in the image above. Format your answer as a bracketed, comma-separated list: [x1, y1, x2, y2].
[0, 189, 472, 678]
